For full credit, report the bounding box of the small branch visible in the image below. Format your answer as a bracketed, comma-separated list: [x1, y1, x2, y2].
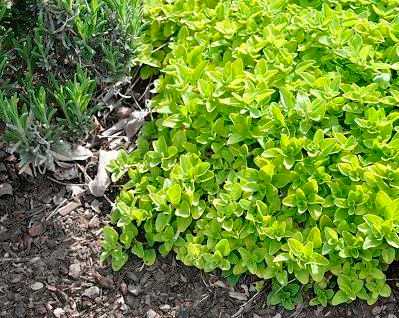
[231, 287, 266, 318]
[45, 198, 68, 221]
[52, 12, 79, 34]
[0, 257, 33, 263]
[47, 176, 85, 187]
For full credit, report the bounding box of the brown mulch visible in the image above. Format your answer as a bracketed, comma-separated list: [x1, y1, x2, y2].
[1, 158, 399, 318]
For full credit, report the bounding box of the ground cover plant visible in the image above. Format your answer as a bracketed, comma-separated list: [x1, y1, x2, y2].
[105, 0, 399, 309]
[0, 0, 142, 172]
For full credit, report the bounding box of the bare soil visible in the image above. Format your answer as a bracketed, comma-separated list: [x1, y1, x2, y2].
[1, 161, 399, 318]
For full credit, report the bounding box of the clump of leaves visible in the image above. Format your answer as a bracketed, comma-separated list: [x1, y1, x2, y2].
[0, 0, 143, 171]
[106, 0, 399, 307]
[50, 0, 143, 77]
[53, 69, 96, 135]
[267, 280, 303, 310]
[0, 90, 57, 171]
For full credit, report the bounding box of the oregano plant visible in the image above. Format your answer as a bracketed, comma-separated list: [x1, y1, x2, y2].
[105, 0, 399, 307]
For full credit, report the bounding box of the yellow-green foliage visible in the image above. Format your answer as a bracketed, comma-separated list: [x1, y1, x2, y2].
[106, 0, 399, 308]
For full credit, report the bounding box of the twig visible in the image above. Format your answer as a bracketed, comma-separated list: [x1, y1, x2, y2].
[45, 198, 68, 221]
[200, 272, 210, 288]
[138, 79, 153, 102]
[152, 42, 169, 53]
[77, 163, 92, 183]
[47, 176, 85, 187]
[131, 93, 143, 110]
[288, 304, 304, 318]
[231, 287, 266, 318]
[52, 12, 79, 34]
[103, 193, 114, 207]
[116, 90, 133, 99]
[0, 257, 33, 263]
[193, 294, 210, 308]
[126, 72, 142, 94]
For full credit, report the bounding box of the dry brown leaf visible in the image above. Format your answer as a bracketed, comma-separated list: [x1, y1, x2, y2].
[93, 271, 114, 289]
[228, 291, 248, 301]
[0, 183, 13, 197]
[58, 200, 82, 216]
[117, 107, 133, 119]
[54, 165, 79, 181]
[28, 223, 44, 237]
[66, 184, 86, 197]
[101, 111, 148, 139]
[125, 111, 148, 138]
[101, 118, 129, 137]
[88, 150, 119, 197]
[52, 144, 93, 162]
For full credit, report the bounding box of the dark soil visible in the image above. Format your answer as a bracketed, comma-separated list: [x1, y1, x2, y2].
[1, 162, 399, 318]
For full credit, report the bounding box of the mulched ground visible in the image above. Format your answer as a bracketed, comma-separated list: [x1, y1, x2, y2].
[1, 159, 399, 318]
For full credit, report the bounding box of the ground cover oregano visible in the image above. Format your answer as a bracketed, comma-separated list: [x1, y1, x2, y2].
[105, 0, 399, 307]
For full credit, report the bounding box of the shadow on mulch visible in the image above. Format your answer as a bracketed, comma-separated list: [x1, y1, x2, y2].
[0, 168, 399, 318]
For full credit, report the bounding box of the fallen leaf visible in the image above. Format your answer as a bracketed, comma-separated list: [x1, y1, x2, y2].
[53, 308, 65, 318]
[101, 118, 129, 137]
[109, 136, 127, 150]
[18, 164, 34, 176]
[52, 143, 93, 162]
[88, 150, 119, 197]
[94, 272, 114, 289]
[28, 223, 44, 237]
[79, 215, 89, 229]
[146, 309, 161, 318]
[58, 200, 82, 216]
[31, 282, 44, 291]
[54, 165, 79, 181]
[0, 183, 12, 197]
[125, 111, 148, 138]
[117, 107, 133, 119]
[120, 282, 128, 295]
[5, 154, 17, 162]
[47, 285, 58, 292]
[88, 216, 100, 229]
[82, 286, 100, 298]
[212, 280, 228, 288]
[69, 263, 81, 279]
[66, 184, 86, 197]
[228, 291, 248, 301]
[52, 191, 66, 205]
[22, 233, 32, 250]
[101, 111, 148, 139]
[90, 199, 102, 213]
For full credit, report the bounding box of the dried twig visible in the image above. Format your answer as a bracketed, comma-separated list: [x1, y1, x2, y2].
[0, 257, 34, 263]
[45, 198, 68, 221]
[138, 79, 153, 102]
[231, 287, 266, 318]
[52, 12, 79, 34]
[193, 294, 210, 308]
[103, 193, 114, 206]
[47, 176, 85, 187]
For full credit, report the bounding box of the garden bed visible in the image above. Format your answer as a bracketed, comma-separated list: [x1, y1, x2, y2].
[3, 0, 399, 317]
[1, 162, 399, 318]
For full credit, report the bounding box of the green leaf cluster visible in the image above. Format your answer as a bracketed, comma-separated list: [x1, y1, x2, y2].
[107, 0, 399, 306]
